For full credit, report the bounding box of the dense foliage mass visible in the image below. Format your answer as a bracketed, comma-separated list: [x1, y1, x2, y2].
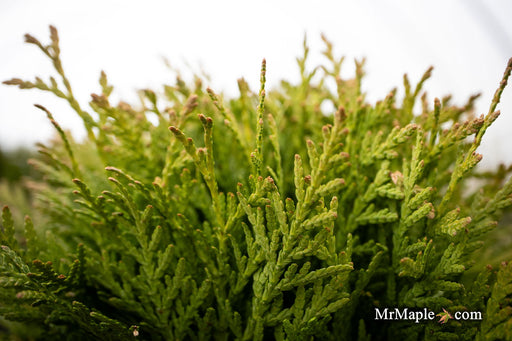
[1, 26, 512, 340]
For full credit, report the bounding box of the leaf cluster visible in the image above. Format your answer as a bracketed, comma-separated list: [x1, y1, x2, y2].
[1, 27, 512, 340]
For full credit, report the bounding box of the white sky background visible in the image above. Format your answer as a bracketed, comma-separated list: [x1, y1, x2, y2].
[0, 0, 511, 169]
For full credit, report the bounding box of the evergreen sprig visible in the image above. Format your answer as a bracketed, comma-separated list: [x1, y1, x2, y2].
[1, 26, 512, 340]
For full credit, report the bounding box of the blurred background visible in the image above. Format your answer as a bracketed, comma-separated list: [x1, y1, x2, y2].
[0, 0, 511, 169]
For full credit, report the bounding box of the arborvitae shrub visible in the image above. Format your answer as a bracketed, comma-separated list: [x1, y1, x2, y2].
[1, 26, 512, 340]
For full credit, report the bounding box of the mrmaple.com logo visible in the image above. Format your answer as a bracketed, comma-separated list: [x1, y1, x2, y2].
[374, 308, 482, 324]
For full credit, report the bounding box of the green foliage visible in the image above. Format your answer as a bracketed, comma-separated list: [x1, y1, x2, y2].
[0, 148, 35, 182]
[1, 26, 512, 340]
[0, 147, 38, 230]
